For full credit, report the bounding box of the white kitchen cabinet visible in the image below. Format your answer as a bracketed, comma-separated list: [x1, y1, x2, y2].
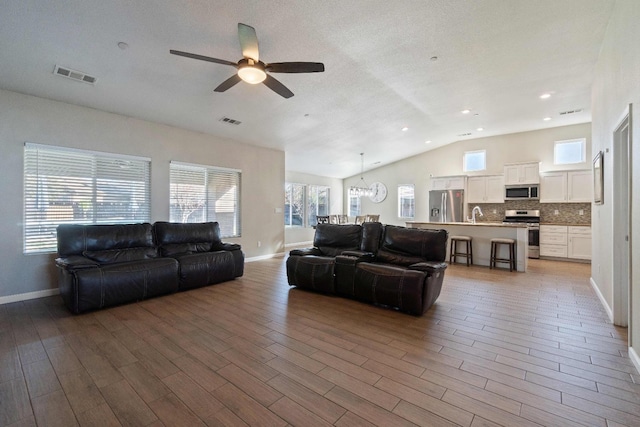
[504, 162, 539, 185]
[467, 175, 504, 203]
[540, 172, 567, 203]
[540, 225, 568, 258]
[567, 170, 592, 202]
[540, 170, 591, 203]
[540, 225, 591, 260]
[568, 226, 592, 260]
[431, 175, 466, 190]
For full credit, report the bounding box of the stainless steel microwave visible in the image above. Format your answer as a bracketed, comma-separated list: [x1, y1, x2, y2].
[505, 185, 539, 200]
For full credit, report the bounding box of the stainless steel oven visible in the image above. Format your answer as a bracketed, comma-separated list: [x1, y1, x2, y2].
[503, 209, 540, 259]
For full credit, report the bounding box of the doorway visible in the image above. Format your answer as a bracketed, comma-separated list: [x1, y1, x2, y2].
[612, 104, 632, 329]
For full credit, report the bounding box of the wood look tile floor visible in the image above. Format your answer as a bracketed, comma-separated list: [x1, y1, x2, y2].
[2, 256, 639, 426]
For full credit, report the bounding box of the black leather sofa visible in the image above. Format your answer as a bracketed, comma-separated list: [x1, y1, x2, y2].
[55, 222, 244, 314]
[286, 223, 448, 315]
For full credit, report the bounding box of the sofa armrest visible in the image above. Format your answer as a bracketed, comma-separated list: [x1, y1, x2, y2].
[289, 247, 322, 256]
[55, 256, 100, 270]
[338, 250, 375, 262]
[408, 261, 448, 274]
[215, 242, 242, 252]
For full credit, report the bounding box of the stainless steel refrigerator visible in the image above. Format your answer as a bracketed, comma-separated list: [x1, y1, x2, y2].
[428, 190, 464, 223]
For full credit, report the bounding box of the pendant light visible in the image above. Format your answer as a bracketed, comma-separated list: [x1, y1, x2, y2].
[349, 153, 372, 198]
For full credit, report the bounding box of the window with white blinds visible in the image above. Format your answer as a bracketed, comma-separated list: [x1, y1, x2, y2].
[23, 143, 151, 253]
[170, 162, 241, 238]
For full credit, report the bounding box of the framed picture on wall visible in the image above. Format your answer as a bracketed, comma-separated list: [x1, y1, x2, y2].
[593, 151, 604, 204]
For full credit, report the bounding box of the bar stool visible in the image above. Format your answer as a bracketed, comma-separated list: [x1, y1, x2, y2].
[490, 238, 516, 271]
[449, 235, 473, 266]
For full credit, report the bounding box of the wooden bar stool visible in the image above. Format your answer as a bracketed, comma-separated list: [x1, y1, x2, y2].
[490, 238, 516, 271]
[449, 235, 473, 266]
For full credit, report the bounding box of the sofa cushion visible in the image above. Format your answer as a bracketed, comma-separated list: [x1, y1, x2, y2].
[172, 251, 237, 290]
[313, 224, 362, 257]
[159, 242, 212, 257]
[379, 226, 448, 262]
[57, 223, 155, 256]
[83, 247, 158, 264]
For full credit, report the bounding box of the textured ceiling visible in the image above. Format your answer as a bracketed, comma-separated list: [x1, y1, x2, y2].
[0, 0, 614, 178]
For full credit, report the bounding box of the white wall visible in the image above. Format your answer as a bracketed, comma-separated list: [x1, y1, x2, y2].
[0, 89, 285, 300]
[284, 170, 344, 245]
[591, 0, 640, 367]
[343, 123, 591, 226]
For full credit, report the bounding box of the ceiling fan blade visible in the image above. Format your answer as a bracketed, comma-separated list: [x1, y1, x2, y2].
[238, 23, 259, 61]
[263, 74, 294, 99]
[214, 74, 242, 92]
[267, 62, 325, 73]
[170, 50, 237, 67]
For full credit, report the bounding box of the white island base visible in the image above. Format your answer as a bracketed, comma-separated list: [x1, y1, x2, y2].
[406, 222, 529, 272]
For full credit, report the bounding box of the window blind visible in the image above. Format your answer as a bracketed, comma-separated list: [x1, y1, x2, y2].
[24, 143, 151, 253]
[170, 162, 241, 238]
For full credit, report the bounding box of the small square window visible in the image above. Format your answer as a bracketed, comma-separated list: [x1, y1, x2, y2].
[554, 138, 586, 165]
[464, 150, 486, 172]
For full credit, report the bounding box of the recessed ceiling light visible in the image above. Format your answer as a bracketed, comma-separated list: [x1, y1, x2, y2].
[401, 127, 409, 132]
[543, 117, 552, 121]
[477, 127, 484, 131]
[117, 42, 129, 50]
[540, 93, 551, 99]
[461, 109, 471, 114]
[425, 140, 432, 144]
[430, 56, 438, 61]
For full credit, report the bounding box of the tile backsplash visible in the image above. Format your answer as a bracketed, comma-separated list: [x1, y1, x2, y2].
[471, 200, 591, 225]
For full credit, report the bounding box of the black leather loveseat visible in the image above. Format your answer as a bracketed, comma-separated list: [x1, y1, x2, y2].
[55, 222, 243, 314]
[286, 223, 448, 315]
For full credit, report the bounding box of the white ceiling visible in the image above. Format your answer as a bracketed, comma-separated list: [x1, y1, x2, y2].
[0, 0, 614, 178]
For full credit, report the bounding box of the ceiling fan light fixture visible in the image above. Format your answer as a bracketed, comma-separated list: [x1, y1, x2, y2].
[238, 60, 266, 84]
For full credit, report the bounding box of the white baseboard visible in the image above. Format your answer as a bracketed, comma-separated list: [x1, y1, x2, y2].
[590, 276, 613, 323]
[0, 288, 59, 305]
[629, 346, 640, 375]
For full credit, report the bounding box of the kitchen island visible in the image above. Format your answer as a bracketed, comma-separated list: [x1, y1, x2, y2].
[406, 221, 529, 272]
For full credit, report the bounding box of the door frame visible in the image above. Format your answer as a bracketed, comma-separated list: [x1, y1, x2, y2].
[612, 104, 632, 331]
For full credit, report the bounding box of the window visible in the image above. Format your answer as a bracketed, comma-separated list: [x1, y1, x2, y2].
[398, 185, 415, 218]
[349, 194, 361, 217]
[463, 150, 486, 172]
[554, 138, 586, 165]
[170, 162, 241, 238]
[24, 143, 150, 253]
[284, 183, 305, 227]
[308, 185, 330, 226]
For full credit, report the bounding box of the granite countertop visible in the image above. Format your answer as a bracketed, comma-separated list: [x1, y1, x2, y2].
[406, 221, 527, 228]
[540, 223, 591, 227]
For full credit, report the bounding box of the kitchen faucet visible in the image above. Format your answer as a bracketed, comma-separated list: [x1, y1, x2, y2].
[467, 206, 483, 224]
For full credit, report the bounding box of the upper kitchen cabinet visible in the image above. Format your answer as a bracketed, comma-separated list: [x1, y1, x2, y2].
[431, 175, 466, 190]
[540, 170, 592, 203]
[504, 162, 540, 185]
[467, 175, 504, 203]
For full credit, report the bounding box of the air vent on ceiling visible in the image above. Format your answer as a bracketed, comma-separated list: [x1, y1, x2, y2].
[219, 117, 242, 126]
[53, 65, 97, 85]
[458, 132, 472, 137]
[559, 109, 583, 116]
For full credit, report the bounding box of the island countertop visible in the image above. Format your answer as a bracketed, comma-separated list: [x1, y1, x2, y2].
[406, 221, 527, 228]
[406, 221, 529, 271]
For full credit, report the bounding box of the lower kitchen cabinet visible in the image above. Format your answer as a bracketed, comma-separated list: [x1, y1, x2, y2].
[540, 225, 591, 261]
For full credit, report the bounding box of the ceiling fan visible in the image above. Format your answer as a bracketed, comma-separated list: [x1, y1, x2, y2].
[170, 23, 324, 99]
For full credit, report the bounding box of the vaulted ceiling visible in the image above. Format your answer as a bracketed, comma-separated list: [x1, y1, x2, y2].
[0, 0, 614, 178]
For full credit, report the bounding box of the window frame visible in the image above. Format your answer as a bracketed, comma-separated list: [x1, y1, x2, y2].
[23, 143, 151, 254]
[307, 185, 330, 227]
[348, 194, 361, 217]
[554, 138, 586, 165]
[170, 161, 242, 238]
[398, 184, 415, 219]
[284, 182, 306, 228]
[463, 149, 487, 172]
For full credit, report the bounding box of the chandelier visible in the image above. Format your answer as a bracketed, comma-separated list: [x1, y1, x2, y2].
[349, 153, 372, 198]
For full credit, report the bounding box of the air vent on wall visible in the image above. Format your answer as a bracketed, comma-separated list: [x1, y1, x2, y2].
[219, 117, 242, 126]
[559, 109, 583, 116]
[53, 65, 97, 85]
